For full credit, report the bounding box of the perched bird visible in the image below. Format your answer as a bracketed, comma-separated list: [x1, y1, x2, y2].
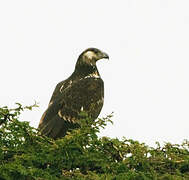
[38, 48, 109, 139]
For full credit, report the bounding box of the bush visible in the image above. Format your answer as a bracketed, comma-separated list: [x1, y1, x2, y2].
[0, 103, 189, 180]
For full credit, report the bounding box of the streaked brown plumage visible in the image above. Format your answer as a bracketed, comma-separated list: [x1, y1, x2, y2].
[38, 48, 109, 139]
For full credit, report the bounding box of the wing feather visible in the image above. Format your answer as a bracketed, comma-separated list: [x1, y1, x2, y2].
[38, 77, 104, 139]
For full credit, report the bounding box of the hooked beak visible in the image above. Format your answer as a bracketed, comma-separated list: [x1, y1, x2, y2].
[101, 52, 109, 59]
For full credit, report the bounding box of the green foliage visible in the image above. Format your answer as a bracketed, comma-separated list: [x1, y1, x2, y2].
[0, 104, 189, 180]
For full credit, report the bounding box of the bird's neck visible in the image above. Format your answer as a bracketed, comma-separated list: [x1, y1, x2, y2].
[73, 63, 100, 79]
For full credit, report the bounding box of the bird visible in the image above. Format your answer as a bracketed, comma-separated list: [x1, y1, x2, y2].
[38, 48, 109, 139]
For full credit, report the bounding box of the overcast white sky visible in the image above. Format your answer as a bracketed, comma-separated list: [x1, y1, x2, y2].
[1, 0, 189, 146]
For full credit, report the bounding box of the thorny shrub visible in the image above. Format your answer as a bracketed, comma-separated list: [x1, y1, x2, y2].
[0, 103, 189, 180]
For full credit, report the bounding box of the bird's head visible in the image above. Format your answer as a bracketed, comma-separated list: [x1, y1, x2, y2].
[76, 48, 109, 67]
